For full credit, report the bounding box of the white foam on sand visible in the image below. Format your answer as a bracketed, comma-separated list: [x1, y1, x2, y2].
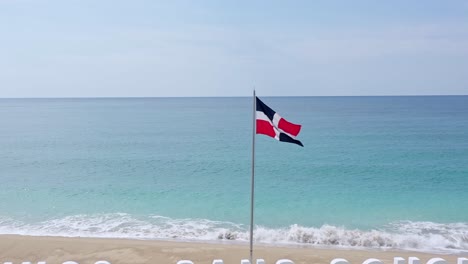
[0, 213, 467, 254]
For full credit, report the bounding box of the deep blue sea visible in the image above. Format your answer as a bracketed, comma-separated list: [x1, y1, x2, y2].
[0, 96, 467, 253]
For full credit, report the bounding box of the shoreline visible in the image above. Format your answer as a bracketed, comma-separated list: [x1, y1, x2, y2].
[0, 235, 465, 264]
[2, 215, 467, 255]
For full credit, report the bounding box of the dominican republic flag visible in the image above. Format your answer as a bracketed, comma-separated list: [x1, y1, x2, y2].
[256, 97, 303, 147]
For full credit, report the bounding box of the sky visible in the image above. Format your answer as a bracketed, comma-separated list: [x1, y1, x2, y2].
[1, 0, 468, 97]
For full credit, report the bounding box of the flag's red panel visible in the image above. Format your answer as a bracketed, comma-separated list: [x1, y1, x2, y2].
[256, 120, 276, 138]
[278, 118, 301, 137]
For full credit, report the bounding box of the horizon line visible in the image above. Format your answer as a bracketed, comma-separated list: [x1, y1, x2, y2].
[1, 94, 468, 99]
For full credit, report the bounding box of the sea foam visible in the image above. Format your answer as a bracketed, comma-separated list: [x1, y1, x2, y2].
[0, 214, 466, 254]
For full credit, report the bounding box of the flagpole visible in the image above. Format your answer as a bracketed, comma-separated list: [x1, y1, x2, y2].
[250, 89, 256, 263]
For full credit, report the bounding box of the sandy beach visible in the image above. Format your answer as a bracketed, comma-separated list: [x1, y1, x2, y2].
[0, 235, 464, 264]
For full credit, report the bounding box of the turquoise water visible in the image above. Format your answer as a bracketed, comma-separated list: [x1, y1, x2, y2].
[0, 96, 467, 253]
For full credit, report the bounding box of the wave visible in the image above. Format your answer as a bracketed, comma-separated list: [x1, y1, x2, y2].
[0, 214, 467, 254]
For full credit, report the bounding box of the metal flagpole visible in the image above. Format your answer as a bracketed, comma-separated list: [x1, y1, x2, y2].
[249, 89, 256, 263]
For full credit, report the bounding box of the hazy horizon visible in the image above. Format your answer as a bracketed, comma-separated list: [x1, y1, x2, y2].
[2, 94, 468, 99]
[2, 95, 468, 99]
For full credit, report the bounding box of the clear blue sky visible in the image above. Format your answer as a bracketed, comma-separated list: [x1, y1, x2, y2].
[1, 0, 467, 97]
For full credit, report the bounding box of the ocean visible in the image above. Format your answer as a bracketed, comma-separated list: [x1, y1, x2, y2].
[0, 96, 467, 254]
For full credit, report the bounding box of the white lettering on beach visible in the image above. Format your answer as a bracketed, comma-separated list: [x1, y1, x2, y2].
[394, 257, 406, 264]
[362, 259, 383, 264]
[331, 259, 351, 264]
[276, 260, 295, 264]
[1, 257, 467, 264]
[409, 257, 421, 264]
[172, 259, 468, 264]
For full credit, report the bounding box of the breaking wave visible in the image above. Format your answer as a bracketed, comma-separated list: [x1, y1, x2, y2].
[0, 214, 467, 254]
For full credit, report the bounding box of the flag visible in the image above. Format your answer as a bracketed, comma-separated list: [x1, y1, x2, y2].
[256, 97, 303, 147]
